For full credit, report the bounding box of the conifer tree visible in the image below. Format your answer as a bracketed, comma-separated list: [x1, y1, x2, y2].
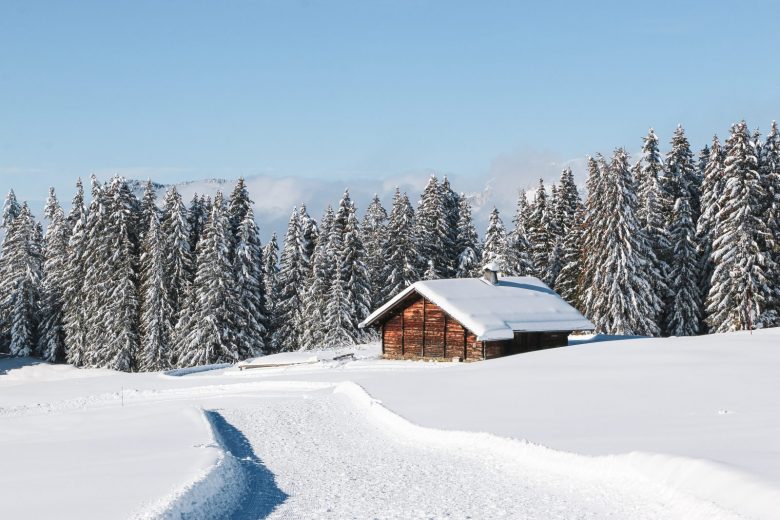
[233, 206, 267, 356]
[87, 178, 141, 370]
[586, 149, 663, 335]
[527, 179, 552, 281]
[579, 156, 608, 317]
[1, 203, 42, 356]
[665, 195, 701, 335]
[361, 195, 388, 307]
[298, 204, 318, 277]
[507, 190, 534, 276]
[339, 199, 372, 341]
[482, 207, 509, 272]
[262, 233, 280, 351]
[556, 205, 585, 308]
[300, 207, 335, 350]
[160, 187, 192, 322]
[174, 192, 245, 366]
[187, 194, 208, 261]
[273, 208, 306, 351]
[454, 195, 481, 277]
[636, 128, 664, 232]
[38, 189, 70, 362]
[2, 189, 21, 229]
[440, 176, 461, 274]
[706, 122, 775, 331]
[696, 137, 725, 323]
[761, 121, 780, 318]
[663, 125, 700, 223]
[228, 177, 252, 239]
[139, 211, 173, 370]
[138, 180, 158, 240]
[383, 189, 420, 298]
[414, 175, 452, 278]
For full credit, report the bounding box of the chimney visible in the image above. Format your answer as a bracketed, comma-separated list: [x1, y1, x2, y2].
[482, 261, 500, 285]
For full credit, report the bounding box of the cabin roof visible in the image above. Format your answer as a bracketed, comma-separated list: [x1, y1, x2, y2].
[359, 276, 595, 341]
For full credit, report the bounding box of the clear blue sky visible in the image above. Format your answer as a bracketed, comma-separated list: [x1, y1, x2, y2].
[2, 0, 779, 201]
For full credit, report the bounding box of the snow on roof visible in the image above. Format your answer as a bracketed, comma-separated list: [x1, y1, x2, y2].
[360, 276, 595, 341]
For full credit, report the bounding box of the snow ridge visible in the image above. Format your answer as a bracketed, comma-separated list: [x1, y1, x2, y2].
[334, 381, 770, 520]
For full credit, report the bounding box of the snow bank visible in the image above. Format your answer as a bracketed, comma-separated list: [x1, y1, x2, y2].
[163, 363, 233, 377]
[334, 381, 778, 520]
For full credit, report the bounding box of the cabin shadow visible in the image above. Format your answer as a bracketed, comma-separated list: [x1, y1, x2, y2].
[204, 411, 288, 519]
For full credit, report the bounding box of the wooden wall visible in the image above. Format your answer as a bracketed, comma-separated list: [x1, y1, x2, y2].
[380, 293, 571, 361]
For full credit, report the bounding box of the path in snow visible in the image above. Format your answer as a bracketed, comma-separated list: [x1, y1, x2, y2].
[213, 390, 739, 520]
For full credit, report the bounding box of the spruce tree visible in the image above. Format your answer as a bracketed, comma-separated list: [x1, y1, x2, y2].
[300, 207, 335, 350]
[174, 192, 245, 366]
[586, 149, 663, 336]
[2, 189, 21, 229]
[338, 198, 372, 342]
[38, 189, 70, 362]
[440, 176, 461, 274]
[361, 195, 388, 307]
[761, 121, 780, 319]
[273, 208, 306, 351]
[454, 195, 482, 278]
[187, 193, 208, 261]
[228, 177, 252, 239]
[579, 156, 608, 318]
[665, 195, 701, 336]
[556, 204, 585, 308]
[636, 128, 664, 232]
[482, 207, 509, 272]
[139, 211, 173, 371]
[138, 180, 158, 241]
[383, 189, 420, 298]
[262, 233, 280, 351]
[160, 186, 192, 323]
[63, 179, 92, 367]
[696, 137, 724, 317]
[414, 175, 452, 278]
[1, 203, 42, 356]
[507, 190, 534, 276]
[527, 179, 551, 281]
[233, 206, 267, 356]
[663, 125, 700, 223]
[705, 122, 774, 331]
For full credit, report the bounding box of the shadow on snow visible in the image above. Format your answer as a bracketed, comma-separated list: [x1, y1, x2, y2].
[204, 410, 288, 519]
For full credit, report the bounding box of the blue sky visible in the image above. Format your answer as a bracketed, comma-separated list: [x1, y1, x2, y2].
[2, 0, 780, 203]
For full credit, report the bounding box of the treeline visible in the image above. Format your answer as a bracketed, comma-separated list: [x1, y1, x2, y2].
[1, 120, 779, 371]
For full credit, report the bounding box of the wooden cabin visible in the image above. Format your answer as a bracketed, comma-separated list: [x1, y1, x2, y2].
[359, 263, 594, 361]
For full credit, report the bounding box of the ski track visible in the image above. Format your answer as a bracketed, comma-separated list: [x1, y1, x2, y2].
[208, 388, 740, 520]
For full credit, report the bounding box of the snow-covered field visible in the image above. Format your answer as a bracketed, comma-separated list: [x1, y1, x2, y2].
[1, 330, 778, 519]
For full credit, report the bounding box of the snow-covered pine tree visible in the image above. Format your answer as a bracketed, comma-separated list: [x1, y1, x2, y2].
[298, 204, 318, 278]
[454, 195, 482, 278]
[414, 175, 453, 279]
[63, 179, 92, 367]
[361, 195, 388, 307]
[273, 208, 306, 351]
[636, 128, 664, 232]
[138, 180, 158, 241]
[174, 192, 245, 366]
[665, 195, 701, 336]
[383, 189, 420, 298]
[556, 204, 585, 308]
[696, 137, 724, 317]
[761, 121, 780, 319]
[88, 177, 141, 371]
[507, 190, 534, 276]
[663, 125, 700, 223]
[440, 176, 461, 275]
[557, 168, 581, 232]
[322, 211, 353, 347]
[0, 203, 42, 356]
[187, 193, 208, 260]
[139, 211, 173, 371]
[705, 122, 775, 331]
[300, 206, 335, 350]
[262, 232, 280, 351]
[38, 189, 70, 362]
[579, 156, 609, 317]
[338, 199, 372, 342]
[233, 206, 267, 356]
[160, 186, 192, 322]
[527, 179, 552, 281]
[482, 207, 509, 273]
[586, 149, 663, 336]
[2, 189, 21, 229]
[228, 177, 252, 239]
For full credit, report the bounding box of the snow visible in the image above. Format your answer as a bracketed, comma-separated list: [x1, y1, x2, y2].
[361, 275, 594, 340]
[1, 330, 779, 519]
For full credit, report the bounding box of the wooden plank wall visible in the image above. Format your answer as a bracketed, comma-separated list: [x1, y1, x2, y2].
[382, 294, 480, 361]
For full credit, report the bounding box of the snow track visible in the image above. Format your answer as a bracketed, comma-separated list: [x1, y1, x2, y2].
[195, 383, 741, 520]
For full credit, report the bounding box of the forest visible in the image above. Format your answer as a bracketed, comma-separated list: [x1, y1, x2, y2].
[0, 120, 778, 371]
